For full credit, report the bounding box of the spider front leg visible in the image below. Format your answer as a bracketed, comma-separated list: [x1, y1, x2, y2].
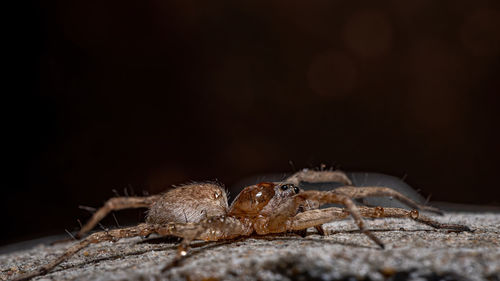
[254, 190, 384, 248]
[76, 195, 160, 239]
[284, 169, 352, 236]
[355, 206, 470, 231]
[290, 206, 470, 233]
[297, 191, 385, 248]
[334, 186, 443, 214]
[297, 201, 327, 236]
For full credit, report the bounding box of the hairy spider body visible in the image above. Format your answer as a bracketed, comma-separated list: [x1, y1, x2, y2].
[13, 170, 471, 281]
[146, 183, 228, 225]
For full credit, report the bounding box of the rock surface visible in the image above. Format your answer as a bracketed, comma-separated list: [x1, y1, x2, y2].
[1, 213, 499, 281]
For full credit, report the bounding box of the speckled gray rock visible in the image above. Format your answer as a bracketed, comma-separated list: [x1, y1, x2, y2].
[1, 213, 499, 281]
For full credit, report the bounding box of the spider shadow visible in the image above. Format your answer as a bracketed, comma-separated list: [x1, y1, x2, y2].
[147, 227, 435, 272]
[164, 229, 395, 271]
[161, 238, 245, 272]
[46, 227, 438, 277]
[250, 234, 376, 249]
[326, 227, 441, 235]
[161, 230, 387, 272]
[251, 227, 444, 249]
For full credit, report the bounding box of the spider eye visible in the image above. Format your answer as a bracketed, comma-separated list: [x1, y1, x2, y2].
[280, 184, 298, 193]
[280, 184, 290, 191]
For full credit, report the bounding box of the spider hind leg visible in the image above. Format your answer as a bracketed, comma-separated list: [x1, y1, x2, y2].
[76, 195, 160, 239]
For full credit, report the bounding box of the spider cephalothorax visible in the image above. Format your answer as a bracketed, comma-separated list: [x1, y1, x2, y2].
[13, 169, 470, 281]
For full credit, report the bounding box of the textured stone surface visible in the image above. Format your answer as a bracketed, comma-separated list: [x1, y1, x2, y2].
[1, 213, 499, 281]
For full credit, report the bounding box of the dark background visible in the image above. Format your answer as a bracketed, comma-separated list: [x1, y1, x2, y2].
[3, 0, 500, 246]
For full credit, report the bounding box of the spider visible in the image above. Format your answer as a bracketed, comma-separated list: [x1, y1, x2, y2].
[13, 169, 470, 280]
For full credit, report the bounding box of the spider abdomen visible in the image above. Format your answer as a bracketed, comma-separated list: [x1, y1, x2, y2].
[146, 183, 228, 224]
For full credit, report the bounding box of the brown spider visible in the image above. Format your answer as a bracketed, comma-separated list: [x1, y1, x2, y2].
[13, 169, 470, 280]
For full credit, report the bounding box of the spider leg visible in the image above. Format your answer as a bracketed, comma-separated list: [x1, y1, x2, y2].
[16, 217, 252, 280]
[285, 169, 352, 186]
[297, 201, 326, 236]
[355, 206, 470, 231]
[290, 206, 470, 233]
[292, 191, 385, 248]
[290, 207, 349, 230]
[13, 224, 156, 281]
[158, 216, 252, 272]
[76, 195, 160, 238]
[334, 186, 443, 215]
[284, 169, 351, 236]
